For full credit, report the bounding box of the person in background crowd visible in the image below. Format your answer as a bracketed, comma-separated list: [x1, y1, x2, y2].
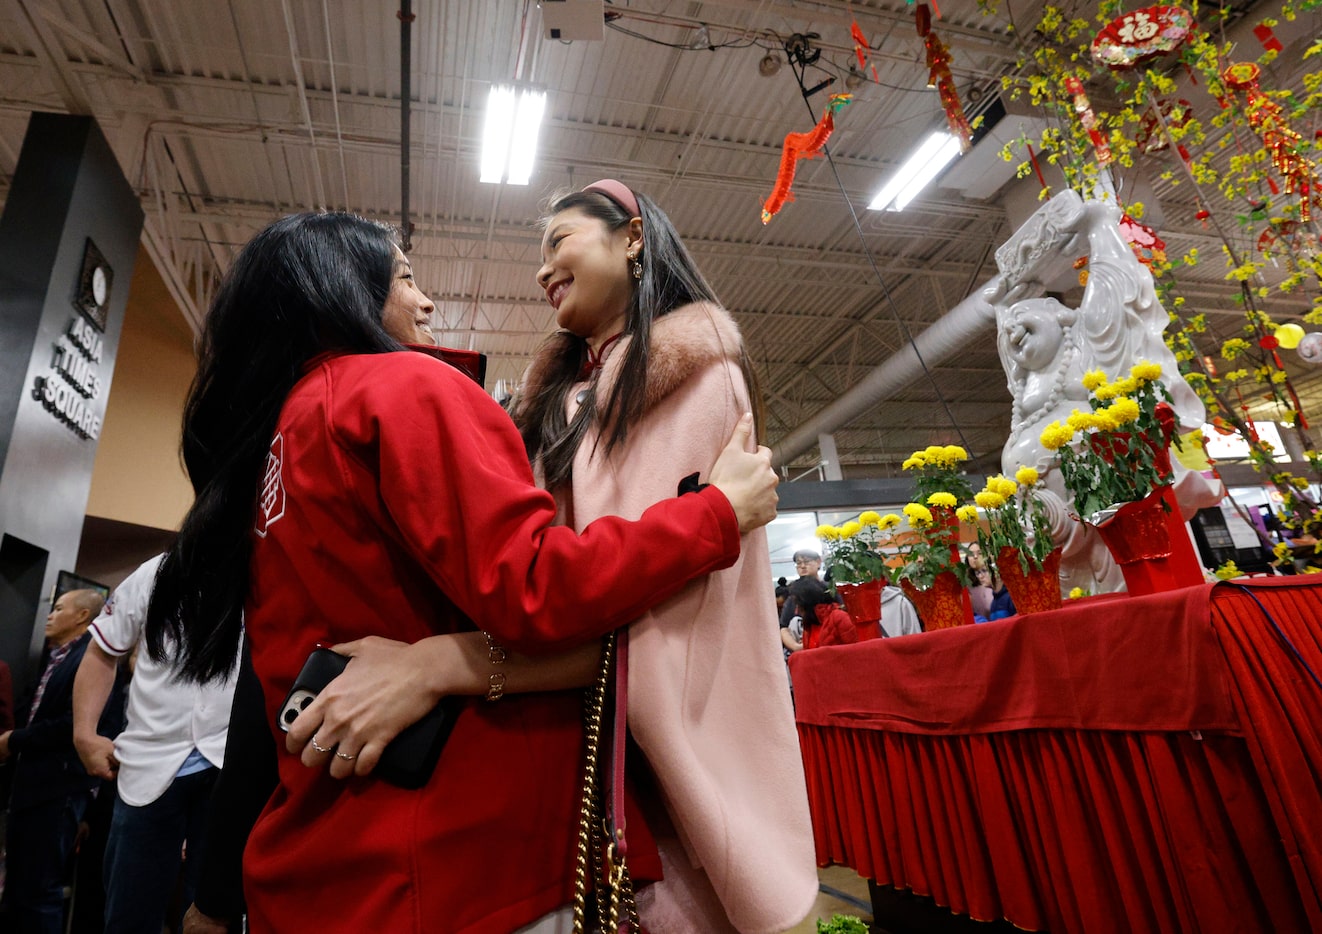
[788, 577, 858, 648]
[780, 547, 824, 654]
[73, 554, 238, 934]
[967, 561, 995, 620]
[879, 582, 924, 637]
[0, 590, 107, 934]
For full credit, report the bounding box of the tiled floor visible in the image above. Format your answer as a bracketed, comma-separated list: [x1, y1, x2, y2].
[786, 865, 875, 933]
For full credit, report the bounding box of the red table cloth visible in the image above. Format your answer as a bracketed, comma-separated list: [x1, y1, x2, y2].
[791, 578, 1322, 933]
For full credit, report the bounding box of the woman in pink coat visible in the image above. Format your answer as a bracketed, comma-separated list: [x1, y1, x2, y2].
[514, 180, 818, 933]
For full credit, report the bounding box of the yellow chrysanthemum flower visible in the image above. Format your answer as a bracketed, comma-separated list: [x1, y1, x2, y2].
[989, 475, 1017, 498]
[1040, 421, 1073, 451]
[815, 524, 839, 541]
[859, 510, 882, 527]
[974, 490, 1006, 510]
[1014, 465, 1039, 487]
[1108, 397, 1141, 425]
[839, 520, 863, 539]
[1130, 360, 1162, 382]
[1081, 369, 1108, 391]
[942, 445, 969, 463]
[1094, 382, 1119, 401]
[1066, 410, 1095, 432]
[902, 502, 934, 526]
[901, 457, 923, 471]
[878, 513, 902, 531]
[927, 491, 957, 509]
[956, 505, 980, 524]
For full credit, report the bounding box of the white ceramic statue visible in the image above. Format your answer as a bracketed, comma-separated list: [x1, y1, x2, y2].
[985, 190, 1223, 593]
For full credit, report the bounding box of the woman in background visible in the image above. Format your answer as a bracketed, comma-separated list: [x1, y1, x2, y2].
[515, 180, 817, 932]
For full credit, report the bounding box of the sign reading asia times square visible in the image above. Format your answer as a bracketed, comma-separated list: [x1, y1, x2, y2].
[32, 313, 106, 440]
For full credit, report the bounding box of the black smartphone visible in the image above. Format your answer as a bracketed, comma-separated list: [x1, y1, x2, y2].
[277, 647, 462, 789]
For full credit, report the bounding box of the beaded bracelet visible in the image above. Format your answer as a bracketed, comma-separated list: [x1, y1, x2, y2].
[483, 631, 507, 702]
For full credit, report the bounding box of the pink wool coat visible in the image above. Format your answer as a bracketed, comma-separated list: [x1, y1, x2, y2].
[523, 302, 818, 934]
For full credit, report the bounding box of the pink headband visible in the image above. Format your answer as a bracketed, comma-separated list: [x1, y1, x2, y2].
[582, 179, 640, 218]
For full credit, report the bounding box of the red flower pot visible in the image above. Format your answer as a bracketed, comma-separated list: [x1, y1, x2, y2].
[899, 571, 972, 630]
[996, 546, 1063, 615]
[836, 579, 881, 623]
[1093, 485, 1205, 595]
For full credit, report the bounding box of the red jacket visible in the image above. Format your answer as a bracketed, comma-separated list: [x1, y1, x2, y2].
[811, 603, 860, 647]
[242, 351, 741, 933]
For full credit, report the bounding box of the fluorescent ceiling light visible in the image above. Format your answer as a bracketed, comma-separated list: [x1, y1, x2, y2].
[867, 132, 962, 211]
[480, 86, 545, 185]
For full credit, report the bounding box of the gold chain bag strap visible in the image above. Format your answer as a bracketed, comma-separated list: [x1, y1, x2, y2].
[571, 628, 639, 934]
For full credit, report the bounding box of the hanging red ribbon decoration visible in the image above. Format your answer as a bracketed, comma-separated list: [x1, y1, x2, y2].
[761, 94, 853, 224]
[916, 5, 972, 151]
[850, 20, 880, 83]
[1222, 62, 1320, 223]
[1064, 76, 1113, 166]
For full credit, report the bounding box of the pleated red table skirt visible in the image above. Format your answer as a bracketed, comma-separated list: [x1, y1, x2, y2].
[792, 578, 1322, 933]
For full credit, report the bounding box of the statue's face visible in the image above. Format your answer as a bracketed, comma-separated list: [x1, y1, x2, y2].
[1005, 298, 1069, 371]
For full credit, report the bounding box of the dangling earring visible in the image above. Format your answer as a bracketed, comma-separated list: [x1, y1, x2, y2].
[629, 252, 643, 280]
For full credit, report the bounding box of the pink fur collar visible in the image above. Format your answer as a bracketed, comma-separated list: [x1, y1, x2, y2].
[594, 302, 742, 414]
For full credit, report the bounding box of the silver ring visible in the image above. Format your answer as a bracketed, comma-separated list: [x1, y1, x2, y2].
[334, 750, 357, 761]
[310, 735, 332, 754]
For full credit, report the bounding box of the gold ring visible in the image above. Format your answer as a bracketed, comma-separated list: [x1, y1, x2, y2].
[310, 735, 332, 754]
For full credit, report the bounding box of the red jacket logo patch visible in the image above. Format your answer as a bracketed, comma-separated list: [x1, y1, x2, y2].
[255, 433, 286, 537]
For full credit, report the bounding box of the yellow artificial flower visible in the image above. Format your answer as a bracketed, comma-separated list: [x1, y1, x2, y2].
[1214, 560, 1242, 580]
[1273, 541, 1292, 561]
[859, 510, 882, 527]
[903, 502, 934, 526]
[878, 513, 902, 531]
[839, 520, 863, 539]
[1291, 476, 1310, 490]
[1130, 360, 1162, 382]
[927, 491, 958, 509]
[1068, 586, 1087, 599]
[974, 490, 1007, 510]
[1014, 465, 1040, 487]
[956, 505, 980, 524]
[1040, 421, 1074, 451]
[816, 524, 840, 541]
[1081, 369, 1108, 391]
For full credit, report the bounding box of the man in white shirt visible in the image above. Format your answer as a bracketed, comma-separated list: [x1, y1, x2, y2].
[71, 554, 238, 934]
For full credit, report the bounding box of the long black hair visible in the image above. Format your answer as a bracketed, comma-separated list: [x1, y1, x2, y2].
[515, 187, 762, 488]
[146, 212, 403, 682]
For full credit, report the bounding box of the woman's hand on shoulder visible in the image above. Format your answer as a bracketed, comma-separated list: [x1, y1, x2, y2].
[708, 413, 778, 533]
[284, 635, 444, 780]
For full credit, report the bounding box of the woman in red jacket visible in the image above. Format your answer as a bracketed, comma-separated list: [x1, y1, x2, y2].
[143, 212, 778, 934]
[788, 577, 859, 648]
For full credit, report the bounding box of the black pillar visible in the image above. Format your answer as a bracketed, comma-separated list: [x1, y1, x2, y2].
[0, 112, 144, 694]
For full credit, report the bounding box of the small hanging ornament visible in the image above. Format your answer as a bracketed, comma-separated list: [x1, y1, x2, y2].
[1118, 213, 1166, 268]
[1091, 6, 1195, 70]
[915, 6, 972, 151]
[760, 94, 853, 224]
[851, 20, 880, 84]
[1221, 61, 1322, 223]
[1064, 76, 1112, 166]
[1135, 98, 1193, 160]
